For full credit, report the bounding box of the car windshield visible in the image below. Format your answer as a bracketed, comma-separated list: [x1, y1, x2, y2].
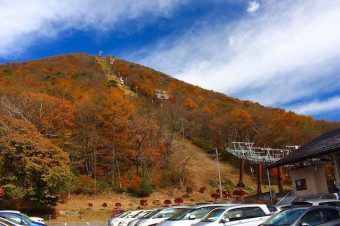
[153, 208, 185, 219]
[262, 209, 307, 225]
[200, 208, 226, 222]
[168, 208, 193, 220]
[183, 206, 222, 220]
[131, 211, 146, 218]
[140, 209, 162, 219]
[118, 212, 129, 218]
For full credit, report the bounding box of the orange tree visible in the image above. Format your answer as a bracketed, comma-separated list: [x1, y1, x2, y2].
[0, 115, 70, 206]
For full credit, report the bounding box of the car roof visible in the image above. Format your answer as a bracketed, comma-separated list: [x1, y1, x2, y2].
[293, 199, 340, 204]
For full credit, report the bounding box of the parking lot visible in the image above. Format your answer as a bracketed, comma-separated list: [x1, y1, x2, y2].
[48, 222, 107, 226]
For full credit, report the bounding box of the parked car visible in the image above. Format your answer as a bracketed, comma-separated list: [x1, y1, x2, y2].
[268, 204, 291, 214]
[0, 217, 21, 226]
[260, 206, 340, 226]
[0, 212, 46, 226]
[0, 211, 44, 224]
[192, 204, 271, 226]
[135, 206, 188, 226]
[291, 199, 340, 207]
[109, 210, 142, 226]
[111, 208, 125, 218]
[118, 210, 153, 226]
[158, 204, 234, 226]
[128, 208, 164, 226]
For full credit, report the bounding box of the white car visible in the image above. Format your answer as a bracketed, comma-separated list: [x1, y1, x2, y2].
[118, 210, 153, 226]
[135, 206, 188, 226]
[0, 211, 44, 224]
[109, 211, 142, 226]
[192, 204, 271, 226]
[128, 209, 164, 226]
[158, 204, 235, 226]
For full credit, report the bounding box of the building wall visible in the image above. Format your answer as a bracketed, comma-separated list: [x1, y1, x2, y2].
[290, 165, 328, 196]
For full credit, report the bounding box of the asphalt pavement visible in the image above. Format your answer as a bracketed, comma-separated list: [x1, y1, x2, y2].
[48, 222, 107, 226]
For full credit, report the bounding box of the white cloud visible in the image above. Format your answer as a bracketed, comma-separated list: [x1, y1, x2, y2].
[0, 0, 186, 57]
[247, 1, 260, 13]
[133, 0, 340, 117]
[292, 97, 340, 116]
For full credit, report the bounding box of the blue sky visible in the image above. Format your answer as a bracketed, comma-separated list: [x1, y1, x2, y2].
[0, 0, 340, 122]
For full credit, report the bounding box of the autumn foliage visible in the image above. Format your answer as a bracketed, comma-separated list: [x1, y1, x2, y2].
[0, 53, 338, 207]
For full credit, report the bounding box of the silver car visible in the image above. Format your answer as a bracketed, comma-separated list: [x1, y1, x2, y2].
[135, 206, 188, 226]
[158, 204, 234, 226]
[192, 204, 271, 226]
[260, 206, 340, 226]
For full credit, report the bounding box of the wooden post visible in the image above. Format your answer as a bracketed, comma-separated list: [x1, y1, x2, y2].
[237, 159, 245, 187]
[278, 167, 283, 193]
[257, 164, 262, 194]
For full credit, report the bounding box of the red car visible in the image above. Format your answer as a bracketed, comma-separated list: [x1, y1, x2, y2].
[111, 209, 125, 218]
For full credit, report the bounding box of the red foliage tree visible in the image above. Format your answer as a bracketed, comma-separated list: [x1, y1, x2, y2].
[88, 203, 93, 208]
[199, 187, 206, 193]
[233, 189, 247, 197]
[115, 203, 122, 208]
[164, 200, 172, 205]
[140, 199, 148, 206]
[211, 193, 220, 201]
[174, 198, 183, 205]
[152, 200, 161, 206]
[102, 203, 108, 208]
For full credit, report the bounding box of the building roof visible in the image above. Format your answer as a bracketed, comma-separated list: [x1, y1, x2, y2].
[268, 127, 340, 169]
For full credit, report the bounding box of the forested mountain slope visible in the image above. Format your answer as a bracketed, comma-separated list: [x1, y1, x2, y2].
[0, 53, 338, 207]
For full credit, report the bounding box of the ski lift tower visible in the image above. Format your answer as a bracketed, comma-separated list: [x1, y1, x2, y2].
[226, 142, 291, 194]
[155, 90, 170, 106]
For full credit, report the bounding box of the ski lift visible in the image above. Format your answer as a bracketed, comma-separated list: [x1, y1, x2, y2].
[155, 90, 169, 100]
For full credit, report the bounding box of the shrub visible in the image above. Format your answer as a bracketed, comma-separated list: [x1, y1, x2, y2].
[135, 178, 153, 197]
[152, 200, 161, 206]
[140, 199, 148, 207]
[211, 193, 220, 201]
[199, 187, 206, 193]
[174, 198, 183, 205]
[164, 200, 171, 205]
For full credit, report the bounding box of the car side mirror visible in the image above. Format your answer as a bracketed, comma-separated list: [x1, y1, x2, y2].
[189, 215, 196, 220]
[158, 214, 163, 218]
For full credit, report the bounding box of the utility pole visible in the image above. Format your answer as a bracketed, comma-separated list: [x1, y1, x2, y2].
[215, 148, 223, 199]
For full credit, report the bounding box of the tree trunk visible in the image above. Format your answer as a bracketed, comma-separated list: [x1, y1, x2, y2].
[237, 159, 245, 187]
[278, 167, 283, 193]
[257, 164, 262, 194]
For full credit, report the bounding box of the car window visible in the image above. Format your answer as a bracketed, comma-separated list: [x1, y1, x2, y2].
[223, 208, 243, 222]
[319, 202, 340, 207]
[201, 209, 225, 222]
[321, 208, 340, 222]
[300, 210, 325, 226]
[268, 206, 277, 213]
[243, 207, 266, 218]
[191, 206, 222, 219]
[264, 209, 306, 225]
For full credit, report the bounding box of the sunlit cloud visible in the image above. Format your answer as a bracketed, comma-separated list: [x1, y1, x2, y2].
[292, 97, 340, 116]
[247, 1, 260, 13]
[133, 0, 340, 118]
[0, 0, 187, 57]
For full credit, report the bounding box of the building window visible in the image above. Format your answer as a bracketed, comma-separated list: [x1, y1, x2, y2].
[296, 179, 307, 191]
